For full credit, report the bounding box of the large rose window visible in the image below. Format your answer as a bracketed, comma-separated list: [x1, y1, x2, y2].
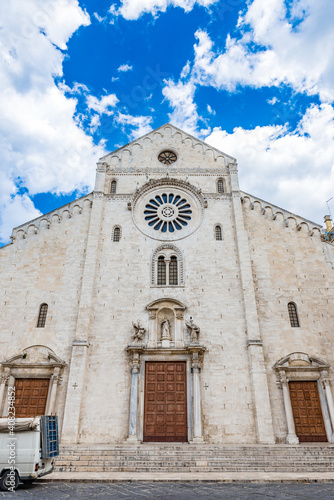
[132, 182, 204, 241]
[144, 193, 192, 233]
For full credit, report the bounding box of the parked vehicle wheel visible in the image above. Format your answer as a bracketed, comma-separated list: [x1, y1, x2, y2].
[0, 470, 20, 491]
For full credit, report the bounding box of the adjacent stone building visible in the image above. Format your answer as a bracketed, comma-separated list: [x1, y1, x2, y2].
[1, 124, 334, 446]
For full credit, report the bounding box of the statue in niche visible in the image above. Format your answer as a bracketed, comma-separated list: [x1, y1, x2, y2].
[161, 316, 171, 341]
[185, 317, 200, 343]
[131, 321, 146, 343]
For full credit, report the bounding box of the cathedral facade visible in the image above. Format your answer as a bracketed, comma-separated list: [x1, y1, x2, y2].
[1, 124, 334, 446]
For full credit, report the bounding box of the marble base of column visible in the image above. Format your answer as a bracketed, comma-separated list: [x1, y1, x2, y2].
[286, 433, 299, 444]
[126, 435, 141, 443]
[190, 437, 204, 444]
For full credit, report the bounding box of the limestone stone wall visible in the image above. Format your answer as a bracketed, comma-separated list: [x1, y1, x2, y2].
[242, 195, 334, 442]
[1, 124, 333, 446]
[77, 186, 257, 443]
[0, 195, 92, 429]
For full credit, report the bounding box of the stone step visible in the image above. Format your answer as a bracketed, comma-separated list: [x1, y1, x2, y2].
[55, 466, 334, 473]
[59, 448, 334, 454]
[56, 444, 334, 473]
[55, 461, 334, 469]
[56, 455, 334, 463]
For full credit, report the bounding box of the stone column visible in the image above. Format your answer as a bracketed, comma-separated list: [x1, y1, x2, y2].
[322, 377, 334, 438]
[280, 373, 299, 444]
[231, 180, 275, 444]
[0, 368, 10, 416]
[191, 352, 204, 443]
[165, 259, 170, 286]
[127, 354, 140, 442]
[46, 368, 60, 415]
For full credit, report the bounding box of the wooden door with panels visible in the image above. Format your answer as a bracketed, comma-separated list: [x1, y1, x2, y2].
[14, 378, 49, 417]
[144, 361, 187, 442]
[289, 381, 327, 442]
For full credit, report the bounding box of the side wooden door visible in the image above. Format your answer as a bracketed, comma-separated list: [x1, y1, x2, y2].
[144, 362, 187, 442]
[289, 381, 327, 442]
[14, 379, 49, 417]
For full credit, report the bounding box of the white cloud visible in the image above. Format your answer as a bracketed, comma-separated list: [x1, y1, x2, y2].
[0, 0, 106, 243]
[94, 12, 107, 22]
[162, 80, 199, 135]
[207, 104, 215, 114]
[86, 93, 119, 115]
[205, 103, 334, 224]
[180, 61, 191, 79]
[113, 0, 218, 20]
[191, 0, 334, 101]
[115, 113, 153, 139]
[267, 97, 279, 105]
[117, 64, 133, 72]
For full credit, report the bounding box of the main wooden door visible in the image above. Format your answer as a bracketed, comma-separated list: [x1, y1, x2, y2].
[143, 362, 187, 442]
[15, 378, 49, 417]
[289, 381, 327, 442]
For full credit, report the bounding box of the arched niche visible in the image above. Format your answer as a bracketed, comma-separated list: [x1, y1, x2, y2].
[146, 299, 186, 348]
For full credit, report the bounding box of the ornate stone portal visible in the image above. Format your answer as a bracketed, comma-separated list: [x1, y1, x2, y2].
[274, 352, 334, 444]
[0, 345, 66, 416]
[126, 299, 206, 443]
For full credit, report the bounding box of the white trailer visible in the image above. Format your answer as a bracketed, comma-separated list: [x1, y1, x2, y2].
[0, 416, 59, 491]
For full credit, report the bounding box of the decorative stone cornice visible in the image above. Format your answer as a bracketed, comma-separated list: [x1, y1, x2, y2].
[10, 194, 93, 243]
[247, 339, 264, 347]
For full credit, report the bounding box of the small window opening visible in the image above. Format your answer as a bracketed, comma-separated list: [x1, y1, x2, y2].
[157, 256, 166, 285]
[215, 225, 222, 240]
[169, 256, 178, 285]
[113, 227, 121, 242]
[217, 179, 224, 193]
[288, 302, 300, 327]
[37, 303, 48, 328]
[111, 180, 117, 194]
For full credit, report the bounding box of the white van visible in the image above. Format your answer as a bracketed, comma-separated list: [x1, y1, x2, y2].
[0, 416, 59, 491]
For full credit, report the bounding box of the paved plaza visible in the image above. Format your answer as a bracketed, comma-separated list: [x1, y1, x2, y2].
[2, 482, 334, 499]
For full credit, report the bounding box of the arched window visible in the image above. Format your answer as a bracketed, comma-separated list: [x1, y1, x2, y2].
[112, 226, 121, 242]
[37, 303, 48, 328]
[152, 245, 184, 286]
[215, 225, 222, 240]
[169, 256, 178, 285]
[217, 179, 224, 193]
[288, 302, 300, 327]
[157, 256, 166, 285]
[111, 180, 117, 194]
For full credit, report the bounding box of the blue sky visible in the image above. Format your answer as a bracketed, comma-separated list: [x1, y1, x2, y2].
[0, 0, 333, 245]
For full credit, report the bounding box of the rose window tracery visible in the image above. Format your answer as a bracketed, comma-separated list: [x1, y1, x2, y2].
[158, 150, 177, 165]
[144, 193, 192, 233]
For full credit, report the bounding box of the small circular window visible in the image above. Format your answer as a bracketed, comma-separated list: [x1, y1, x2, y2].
[158, 150, 177, 165]
[144, 193, 192, 233]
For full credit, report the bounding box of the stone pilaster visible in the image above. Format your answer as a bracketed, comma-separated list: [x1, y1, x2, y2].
[322, 377, 334, 441]
[62, 184, 105, 443]
[231, 183, 275, 444]
[46, 367, 60, 415]
[0, 368, 10, 416]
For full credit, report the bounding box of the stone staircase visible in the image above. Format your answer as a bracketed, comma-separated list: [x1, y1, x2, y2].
[55, 444, 334, 473]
